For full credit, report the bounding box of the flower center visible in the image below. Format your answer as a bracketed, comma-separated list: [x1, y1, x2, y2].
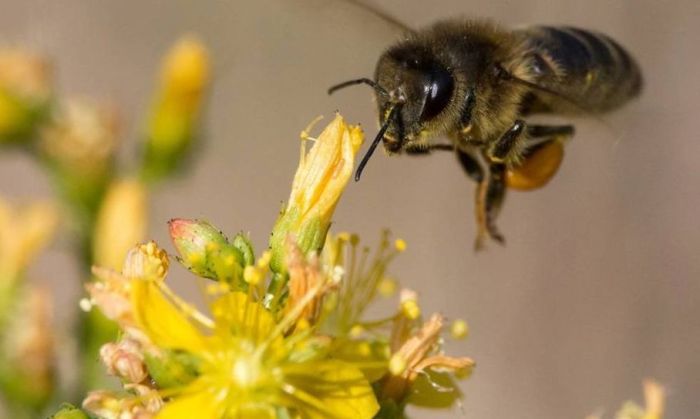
[231, 355, 260, 388]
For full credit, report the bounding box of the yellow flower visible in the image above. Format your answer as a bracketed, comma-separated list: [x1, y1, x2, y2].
[93, 179, 148, 271]
[94, 241, 379, 419]
[269, 115, 364, 274]
[0, 197, 57, 283]
[143, 35, 210, 181]
[87, 241, 168, 336]
[382, 311, 474, 406]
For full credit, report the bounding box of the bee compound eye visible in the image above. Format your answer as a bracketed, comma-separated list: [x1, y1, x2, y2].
[420, 67, 454, 121]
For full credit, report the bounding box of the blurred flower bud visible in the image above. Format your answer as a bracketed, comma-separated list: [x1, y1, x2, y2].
[122, 241, 169, 282]
[168, 218, 248, 286]
[142, 35, 210, 182]
[100, 338, 148, 384]
[93, 179, 148, 271]
[0, 48, 51, 144]
[269, 114, 363, 276]
[83, 384, 162, 419]
[39, 98, 120, 217]
[0, 286, 56, 411]
[0, 197, 58, 286]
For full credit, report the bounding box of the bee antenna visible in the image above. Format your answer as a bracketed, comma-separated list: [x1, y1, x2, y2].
[354, 104, 401, 181]
[328, 78, 390, 98]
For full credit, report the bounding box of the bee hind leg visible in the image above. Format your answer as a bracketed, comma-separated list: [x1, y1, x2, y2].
[457, 149, 506, 250]
[505, 124, 574, 190]
[474, 163, 507, 250]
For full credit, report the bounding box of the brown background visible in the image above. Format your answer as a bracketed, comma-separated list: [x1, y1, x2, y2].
[1, 0, 699, 418]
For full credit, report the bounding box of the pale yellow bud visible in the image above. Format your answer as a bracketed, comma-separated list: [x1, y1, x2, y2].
[0, 198, 57, 282]
[93, 179, 148, 270]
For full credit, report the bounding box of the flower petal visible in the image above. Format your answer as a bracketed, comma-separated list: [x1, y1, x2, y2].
[131, 279, 206, 353]
[286, 361, 379, 419]
[156, 386, 221, 419]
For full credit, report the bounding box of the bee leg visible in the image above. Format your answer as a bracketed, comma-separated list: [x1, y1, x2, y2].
[474, 163, 507, 250]
[488, 119, 526, 163]
[457, 149, 505, 249]
[456, 148, 484, 182]
[526, 124, 575, 140]
[404, 143, 455, 155]
[504, 124, 574, 190]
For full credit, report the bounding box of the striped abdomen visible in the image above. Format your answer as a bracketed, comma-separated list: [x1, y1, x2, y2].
[517, 26, 643, 113]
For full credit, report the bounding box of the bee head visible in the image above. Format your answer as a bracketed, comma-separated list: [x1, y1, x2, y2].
[327, 45, 456, 181]
[374, 46, 455, 150]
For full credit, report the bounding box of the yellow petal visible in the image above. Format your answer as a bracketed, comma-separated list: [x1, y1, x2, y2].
[156, 385, 221, 419]
[287, 361, 379, 419]
[288, 114, 363, 222]
[210, 291, 277, 346]
[131, 279, 206, 353]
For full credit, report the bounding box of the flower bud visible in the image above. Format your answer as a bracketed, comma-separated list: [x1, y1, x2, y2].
[168, 218, 246, 286]
[100, 338, 148, 384]
[0, 286, 56, 410]
[142, 35, 210, 182]
[51, 403, 90, 419]
[122, 241, 169, 281]
[40, 99, 120, 215]
[0, 198, 57, 285]
[269, 114, 363, 276]
[93, 179, 148, 271]
[0, 48, 51, 145]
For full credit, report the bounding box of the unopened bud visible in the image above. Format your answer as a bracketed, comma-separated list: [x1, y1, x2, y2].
[168, 218, 246, 285]
[99, 339, 147, 384]
[122, 241, 169, 281]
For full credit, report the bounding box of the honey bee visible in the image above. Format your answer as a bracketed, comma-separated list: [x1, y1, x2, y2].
[328, 5, 643, 249]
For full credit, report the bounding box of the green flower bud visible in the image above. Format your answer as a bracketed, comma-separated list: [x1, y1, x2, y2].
[50, 403, 90, 419]
[168, 218, 248, 288]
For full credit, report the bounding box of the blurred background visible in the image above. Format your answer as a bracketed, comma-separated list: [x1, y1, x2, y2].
[1, 0, 698, 417]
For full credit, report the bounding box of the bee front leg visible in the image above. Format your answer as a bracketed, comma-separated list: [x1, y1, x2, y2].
[404, 143, 455, 155]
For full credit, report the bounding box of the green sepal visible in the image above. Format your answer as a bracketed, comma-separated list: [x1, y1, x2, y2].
[144, 349, 200, 389]
[232, 233, 255, 267]
[49, 403, 91, 419]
